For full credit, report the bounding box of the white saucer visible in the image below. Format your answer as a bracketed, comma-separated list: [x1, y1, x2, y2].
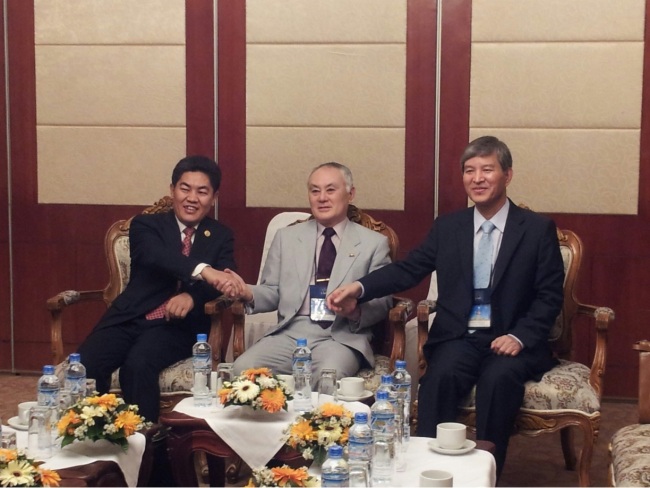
[427, 439, 476, 455]
[337, 390, 373, 402]
[7, 416, 28, 431]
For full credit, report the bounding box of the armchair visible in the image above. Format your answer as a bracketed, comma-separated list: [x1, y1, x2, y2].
[47, 196, 231, 413]
[414, 227, 615, 487]
[228, 204, 413, 391]
[609, 340, 650, 487]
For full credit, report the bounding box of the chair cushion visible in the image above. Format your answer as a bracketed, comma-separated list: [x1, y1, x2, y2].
[461, 359, 600, 413]
[110, 357, 194, 395]
[610, 423, 650, 487]
[357, 354, 392, 392]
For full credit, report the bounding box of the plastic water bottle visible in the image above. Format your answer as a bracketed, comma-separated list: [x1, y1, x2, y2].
[192, 333, 212, 407]
[375, 374, 396, 407]
[37, 365, 60, 408]
[348, 412, 372, 487]
[292, 338, 312, 412]
[391, 360, 411, 471]
[370, 389, 395, 486]
[321, 444, 349, 487]
[65, 353, 87, 403]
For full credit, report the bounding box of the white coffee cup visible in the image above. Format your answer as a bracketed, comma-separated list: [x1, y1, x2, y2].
[336, 377, 365, 397]
[18, 401, 38, 425]
[420, 469, 453, 487]
[277, 374, 295, 393]
[436, 422, 467, 450]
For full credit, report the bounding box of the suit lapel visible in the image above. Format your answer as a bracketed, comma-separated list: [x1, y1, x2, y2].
[192, 218, 216, 258]
[491, 203, 525, 290]
[294, 220, 318, 294]
[457, 209, 475, 288]
[327, 221, 360, 293]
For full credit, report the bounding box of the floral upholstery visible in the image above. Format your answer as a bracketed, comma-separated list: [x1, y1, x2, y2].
[459, 359, 600, 413]
[610, 424, 650, 487]
[357, 354, 392, 392]
[113, 234, 131, 292]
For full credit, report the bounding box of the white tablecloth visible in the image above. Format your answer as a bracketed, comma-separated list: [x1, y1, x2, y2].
[3, 426, 145, 487]
[173, 393, 370, 469]
[394, 437, 496, 487]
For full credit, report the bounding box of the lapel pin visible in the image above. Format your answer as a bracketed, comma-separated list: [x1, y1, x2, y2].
[349, 253, 355, 257]
[204, 230, 211, 237]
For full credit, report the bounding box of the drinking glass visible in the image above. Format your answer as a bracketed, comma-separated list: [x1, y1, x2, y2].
[86, 378, 97, 397]
[317, 368, 338, 403]
[215, 363, 234, 394]
[27, 406, 53, 459]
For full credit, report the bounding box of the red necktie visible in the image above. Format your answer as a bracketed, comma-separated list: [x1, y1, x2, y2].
[145, 227, 195, 320]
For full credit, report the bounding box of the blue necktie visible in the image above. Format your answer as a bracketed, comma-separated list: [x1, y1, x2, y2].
[473, 221, 496, 289]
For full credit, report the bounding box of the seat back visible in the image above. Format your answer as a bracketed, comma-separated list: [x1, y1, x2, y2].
[101, 196, 174, 307]
[635, 340, 650, 423]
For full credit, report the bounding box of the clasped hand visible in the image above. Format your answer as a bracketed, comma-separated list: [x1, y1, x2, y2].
[326, 282, 363, 318]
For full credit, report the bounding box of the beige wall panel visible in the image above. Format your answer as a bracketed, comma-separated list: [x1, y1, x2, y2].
[34, 0, 185, 45]
[36, 46, 186, 126]
[470, 43, 643, 129]
[469, 129, 639, 215]
[247, 0, 406, 43]
[246, 127, 405, 210]
[472, 0, 645, 42]
[247, 45, 405, 127]
[37, 127, 186, 205]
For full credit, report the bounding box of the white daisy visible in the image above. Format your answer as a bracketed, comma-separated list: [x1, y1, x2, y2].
[233, 380, 260, 402]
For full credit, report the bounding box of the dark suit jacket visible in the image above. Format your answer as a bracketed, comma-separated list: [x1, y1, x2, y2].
[95, 211, 236, 335]
[360, 201, 564, 365]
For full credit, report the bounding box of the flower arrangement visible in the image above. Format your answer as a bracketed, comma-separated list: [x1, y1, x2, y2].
[0, 449, 60, 487]
[245, 465, 318, 487]
[57, 393, 149, 451]
[283, 402, 354, 465]
[218, 367, 294, 413]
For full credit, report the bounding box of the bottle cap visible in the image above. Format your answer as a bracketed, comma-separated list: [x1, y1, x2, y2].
[354, 412, 368, 423]
[381, 374, 392, 384]
[296, 338, 307, 347]
[42, 365, 55, 375]
[328, 445, 343, 457]
[69, 353, 81, 363]
[376, 390, 389, 400]
[197, 333, 208, 342]
[395, 360, 406, 369]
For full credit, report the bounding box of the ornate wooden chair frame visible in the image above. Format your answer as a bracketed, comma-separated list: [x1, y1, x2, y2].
[415, 227, 615, 487]
[47, 196, 231, 413]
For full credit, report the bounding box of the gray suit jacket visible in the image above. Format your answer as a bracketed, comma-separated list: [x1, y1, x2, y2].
[250, 219, 393, 366]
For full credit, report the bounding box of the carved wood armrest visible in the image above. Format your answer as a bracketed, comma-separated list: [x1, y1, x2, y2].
[47, 289, 106, 364]
[386, 297, 414, 367]
[576, 304, 615, 399]
[633, 339, 650, 353]
[416, 299, 436, 379]
[204, 296, 234, 365]
[230, 300, 247, 361]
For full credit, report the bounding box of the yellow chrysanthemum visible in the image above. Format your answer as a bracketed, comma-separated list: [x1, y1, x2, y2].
[87, 393, 119, 409]
[271, 466, 309, 486]
[218, 387, 232, 404]
[0, 449, 17, 462]
[241, 367, 272, 381]
[318, 402, 348, 418]
[340, 426, 349, 444]
[289, 419, 317, 444]
[0, 459, 37, 487]
[114, 410, 141, 436]
[259, 388, 286, 413]
[38, 468, 61, 487]
[57, 409, 82, 435]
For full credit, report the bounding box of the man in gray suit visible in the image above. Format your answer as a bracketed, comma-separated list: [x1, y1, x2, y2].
[227, 162, 392, 384]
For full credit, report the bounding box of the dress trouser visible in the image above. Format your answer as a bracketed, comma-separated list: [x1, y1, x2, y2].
[77, 317, 197, 422]
[416, 332, 535, 478]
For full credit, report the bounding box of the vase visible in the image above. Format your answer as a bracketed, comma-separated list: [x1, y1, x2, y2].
[238, 406, 277, 419]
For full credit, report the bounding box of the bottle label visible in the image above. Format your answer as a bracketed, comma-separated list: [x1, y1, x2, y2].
[38, 390, 59, 407]
[292, 358, 312, 373]
[371, 412, 395, 435]
[193, 353, 211, 370]
[348, 437, 372, 460]
[66, 376, 86, 396]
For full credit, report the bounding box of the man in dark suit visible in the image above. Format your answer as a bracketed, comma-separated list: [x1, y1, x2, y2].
[77, 155, 237, 421]
[328, 136, 565, 476]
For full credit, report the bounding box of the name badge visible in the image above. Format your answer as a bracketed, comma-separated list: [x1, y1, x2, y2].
[310, 283, 335, 322]
[469, 288, 491, 329]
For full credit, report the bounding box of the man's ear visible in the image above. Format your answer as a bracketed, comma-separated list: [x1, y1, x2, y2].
[349, 186, 356, 202]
